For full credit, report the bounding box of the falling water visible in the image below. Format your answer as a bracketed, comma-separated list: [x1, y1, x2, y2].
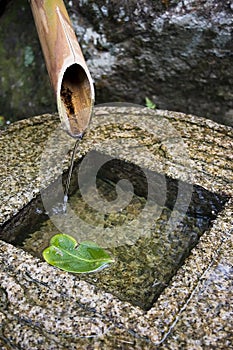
[63, 137, 82, 213]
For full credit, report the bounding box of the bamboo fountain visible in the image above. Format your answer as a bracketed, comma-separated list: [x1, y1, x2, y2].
[29, 0, 95, 138]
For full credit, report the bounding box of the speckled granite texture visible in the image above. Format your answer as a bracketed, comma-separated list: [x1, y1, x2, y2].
[0, 107, 232, 349]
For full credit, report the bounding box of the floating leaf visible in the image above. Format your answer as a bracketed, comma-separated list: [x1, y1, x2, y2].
[145, 97, 156, 109]
[43, 234, 114, 273]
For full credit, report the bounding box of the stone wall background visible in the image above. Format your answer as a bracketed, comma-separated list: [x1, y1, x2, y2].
[0, 0, 232, 126]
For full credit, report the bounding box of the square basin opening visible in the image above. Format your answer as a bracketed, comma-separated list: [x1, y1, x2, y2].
[0, 151, 229, 311]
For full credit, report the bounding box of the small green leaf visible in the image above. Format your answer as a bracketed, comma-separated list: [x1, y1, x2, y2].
[43, 234, 114, 273]
[145, 97, 156, 109]
[0, 116, 5, 127]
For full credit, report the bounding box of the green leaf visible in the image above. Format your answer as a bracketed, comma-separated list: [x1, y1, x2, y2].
[43, 234, 114, 273]
[0, 116, 5, 127]
[145, 97, 156, 109]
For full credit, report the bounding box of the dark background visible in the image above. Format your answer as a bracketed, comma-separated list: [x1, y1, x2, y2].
[0, 0, 232, 126]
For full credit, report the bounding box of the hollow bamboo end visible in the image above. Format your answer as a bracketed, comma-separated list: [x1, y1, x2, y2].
[57, 63, 95, 138]
[30, 0, 95, 137]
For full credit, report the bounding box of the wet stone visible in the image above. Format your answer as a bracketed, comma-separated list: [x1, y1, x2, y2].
[0, 107, 232, 348]
[2, 152, 229, 311]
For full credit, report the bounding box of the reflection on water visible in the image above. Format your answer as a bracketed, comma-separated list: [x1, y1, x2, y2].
[2, 152, 229, 310]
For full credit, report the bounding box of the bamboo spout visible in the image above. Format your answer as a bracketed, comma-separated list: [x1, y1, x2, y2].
[30, 0, 95, 138]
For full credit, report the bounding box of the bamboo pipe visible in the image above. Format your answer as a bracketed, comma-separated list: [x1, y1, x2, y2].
[29, 0, 95, 138]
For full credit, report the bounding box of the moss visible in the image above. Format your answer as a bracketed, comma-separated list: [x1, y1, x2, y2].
[0, 0, 55, 121]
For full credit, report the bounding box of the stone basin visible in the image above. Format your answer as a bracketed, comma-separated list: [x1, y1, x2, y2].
[0, 106, 232, 349]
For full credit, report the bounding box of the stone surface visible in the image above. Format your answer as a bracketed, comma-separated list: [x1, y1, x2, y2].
[0, 106, 232, 348]
[73, 0, 233, 126]
[0, 0, 232, 126]
[161, 234, 233, 350]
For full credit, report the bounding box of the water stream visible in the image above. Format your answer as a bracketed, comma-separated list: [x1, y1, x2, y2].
[63, 138, 81, 213]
